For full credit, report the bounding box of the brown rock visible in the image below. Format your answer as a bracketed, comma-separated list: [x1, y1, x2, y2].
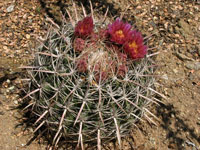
[185, 61, 200, 70]
[178, 19, 193, 36]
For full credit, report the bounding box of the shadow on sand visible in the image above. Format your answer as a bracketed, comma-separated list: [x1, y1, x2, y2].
[37, 0, 122, 25]
[156, 103, 200, 150]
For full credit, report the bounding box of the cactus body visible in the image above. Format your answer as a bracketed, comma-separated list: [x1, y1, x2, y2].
[23, 3, 160, 149]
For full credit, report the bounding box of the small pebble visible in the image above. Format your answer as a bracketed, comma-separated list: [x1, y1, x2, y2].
[197, 118, 200, 125]
[162, 74, 168, 80]
[26, 34, 30, 39]
[3, 46, 8, 50]
[8, 86, 15, 91]
[173, 69, 178, 73]
[14, 100, 18, 105]
[185, 61, 200, 70]
[0, 111, 4, 115]
[171, 114, 175, 118]
[7, 5, 15, 13]
[6, 79, 11, 84]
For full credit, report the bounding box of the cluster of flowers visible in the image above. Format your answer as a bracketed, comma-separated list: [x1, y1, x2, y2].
[74, 16, 147, 59]
[73, 16, 147, 80]
[108, 18, 147, 59]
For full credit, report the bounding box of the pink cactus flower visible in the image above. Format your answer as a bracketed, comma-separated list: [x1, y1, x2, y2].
[75, 16, 94, 38]
[94, 71, 108, 82]
[117, 64, 128, 78]
[124, 30, 147, 59]
[98, 28, 109, 40]
[74, 38, 85, 52]
[90, 32, 99, 44]
[118, 52, 127, 62]
[76, 57, 88, 72]
[108, 18, 133, 44]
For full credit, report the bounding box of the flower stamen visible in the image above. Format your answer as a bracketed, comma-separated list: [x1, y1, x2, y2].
[129, 41, 138, 54]
[129, 41, 138, 49]
[115, 30, 125, 38]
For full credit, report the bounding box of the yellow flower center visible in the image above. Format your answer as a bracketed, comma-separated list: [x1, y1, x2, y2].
[80, 26, 84, 33]
[129, 41, 138, 53]
[115, 30, 124, 38]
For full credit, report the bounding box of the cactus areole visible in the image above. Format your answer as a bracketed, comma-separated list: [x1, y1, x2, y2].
[23, 4, 160, 150]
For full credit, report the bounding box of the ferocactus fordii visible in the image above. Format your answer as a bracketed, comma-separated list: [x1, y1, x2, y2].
[22, 1, 164, 149]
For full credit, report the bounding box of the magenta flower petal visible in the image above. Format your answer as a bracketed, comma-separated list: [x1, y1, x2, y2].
[124, 30, 147, 59]
[108, 18, 133, 44]
[75, 16, 94, 38]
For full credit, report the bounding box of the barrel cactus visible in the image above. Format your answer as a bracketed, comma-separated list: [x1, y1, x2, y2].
[22, 1, 163, 149]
